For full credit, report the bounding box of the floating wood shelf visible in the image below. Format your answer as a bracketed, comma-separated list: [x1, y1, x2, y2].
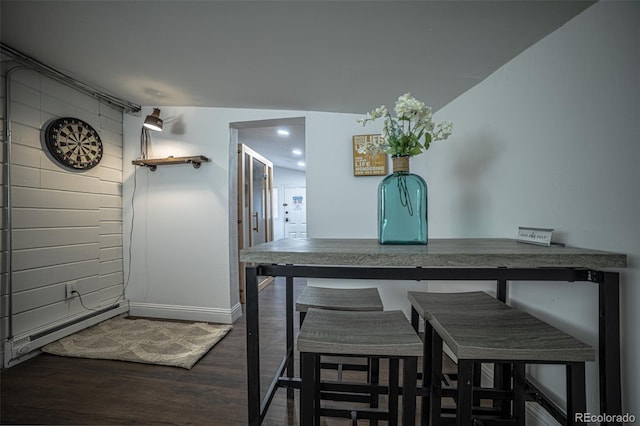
[132, 155, 210, 171]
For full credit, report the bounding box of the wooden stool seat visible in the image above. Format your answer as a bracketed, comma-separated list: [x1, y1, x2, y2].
[408, 291, 594, 361]
[408, 291, 594, 426]
[298, 309, 422, 426]
[296, 286, 384, 313]
[298, 309, 423, 356]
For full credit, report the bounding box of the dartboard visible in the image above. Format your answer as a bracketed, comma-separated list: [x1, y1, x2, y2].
[45, 117, 103, 170]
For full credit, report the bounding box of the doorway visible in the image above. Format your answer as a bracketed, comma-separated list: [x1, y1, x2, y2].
[230, 117, 306, 304]
[237, 144, 274, 303]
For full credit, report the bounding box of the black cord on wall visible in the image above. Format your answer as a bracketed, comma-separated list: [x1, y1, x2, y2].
[124, 165, 138, 298]
[73, 155, 138, 310]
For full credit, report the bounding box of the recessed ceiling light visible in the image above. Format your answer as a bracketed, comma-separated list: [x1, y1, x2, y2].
[292, 149, 303, 155]
[297, 161, 305, 167]
[277, 129, 290, 136]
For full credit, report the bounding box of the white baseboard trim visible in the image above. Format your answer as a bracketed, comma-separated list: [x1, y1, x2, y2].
[230, 302, 243, 322]
[129, 302, 241, 324]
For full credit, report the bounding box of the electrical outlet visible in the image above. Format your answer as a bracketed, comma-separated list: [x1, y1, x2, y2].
[65, 282, 78, 299]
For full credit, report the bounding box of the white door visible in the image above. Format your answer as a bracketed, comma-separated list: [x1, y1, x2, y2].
[283, 187, 307, 239]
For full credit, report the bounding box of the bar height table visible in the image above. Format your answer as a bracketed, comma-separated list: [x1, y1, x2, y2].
[240, 238, 627, 426]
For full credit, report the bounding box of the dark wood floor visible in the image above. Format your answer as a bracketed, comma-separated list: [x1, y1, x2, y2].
[1, 278, 442, 425]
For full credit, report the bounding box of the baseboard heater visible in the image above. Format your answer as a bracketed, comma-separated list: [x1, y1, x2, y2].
[3, 300, 129, 368]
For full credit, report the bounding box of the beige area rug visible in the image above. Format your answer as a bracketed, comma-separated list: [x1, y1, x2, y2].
[42, 316, 232, 369]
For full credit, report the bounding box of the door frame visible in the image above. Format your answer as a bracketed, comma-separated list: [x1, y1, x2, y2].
[237, 144, 274, 303]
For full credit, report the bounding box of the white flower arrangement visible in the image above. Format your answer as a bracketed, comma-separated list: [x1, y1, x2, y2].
[357, 92, 453, 157]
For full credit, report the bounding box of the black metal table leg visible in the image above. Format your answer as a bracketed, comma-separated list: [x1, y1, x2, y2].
[403, 356, 418, 426]
[494, 279, 511, 416]
[286, 275, 295, 399]
[246, 265, 261, 426]
[496, 279, 507, 303]
[598, 271, 622, 425]
[567, 362, 587, 426]
[422, 319, 433, 426]
[389, 358, 400, 426]
[430, 328, 443, 426]
[457, 360, 474, 426]
[300, 352, 316, 426]
[513, 363, 526, 426]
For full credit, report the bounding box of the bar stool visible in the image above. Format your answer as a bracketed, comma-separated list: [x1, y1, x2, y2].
[408, 291, 594, 426]
[408, 291, 488, 425]
[296, 286, 384, 410]
[298, 308, 423, 426]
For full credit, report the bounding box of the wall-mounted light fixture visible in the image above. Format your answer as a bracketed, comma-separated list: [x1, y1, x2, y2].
[140, 108, 163, 159]
[143, 108, 163, 132]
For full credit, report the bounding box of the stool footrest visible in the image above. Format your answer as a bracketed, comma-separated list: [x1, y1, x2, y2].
[440, 406, 507, 416]
[320, 362, 369, 372]
[320, 391, 372, 404]
[439, 413, 518, 426]
[321, 406, 390, 422]
[321, 380, 388, 396]
[442, 386, 514, 400]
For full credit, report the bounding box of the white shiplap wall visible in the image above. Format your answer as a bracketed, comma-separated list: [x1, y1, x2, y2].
[1, 66, 126, 365]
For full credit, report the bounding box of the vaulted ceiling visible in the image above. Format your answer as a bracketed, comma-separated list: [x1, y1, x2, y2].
[1, 1, 594, 170]
[1, 1, 594, 114]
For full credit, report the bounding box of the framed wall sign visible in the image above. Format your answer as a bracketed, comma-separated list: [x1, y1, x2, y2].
[352, 134, 387, 176]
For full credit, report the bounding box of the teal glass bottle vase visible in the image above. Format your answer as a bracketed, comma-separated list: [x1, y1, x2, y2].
[378, 156, 428, 245]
